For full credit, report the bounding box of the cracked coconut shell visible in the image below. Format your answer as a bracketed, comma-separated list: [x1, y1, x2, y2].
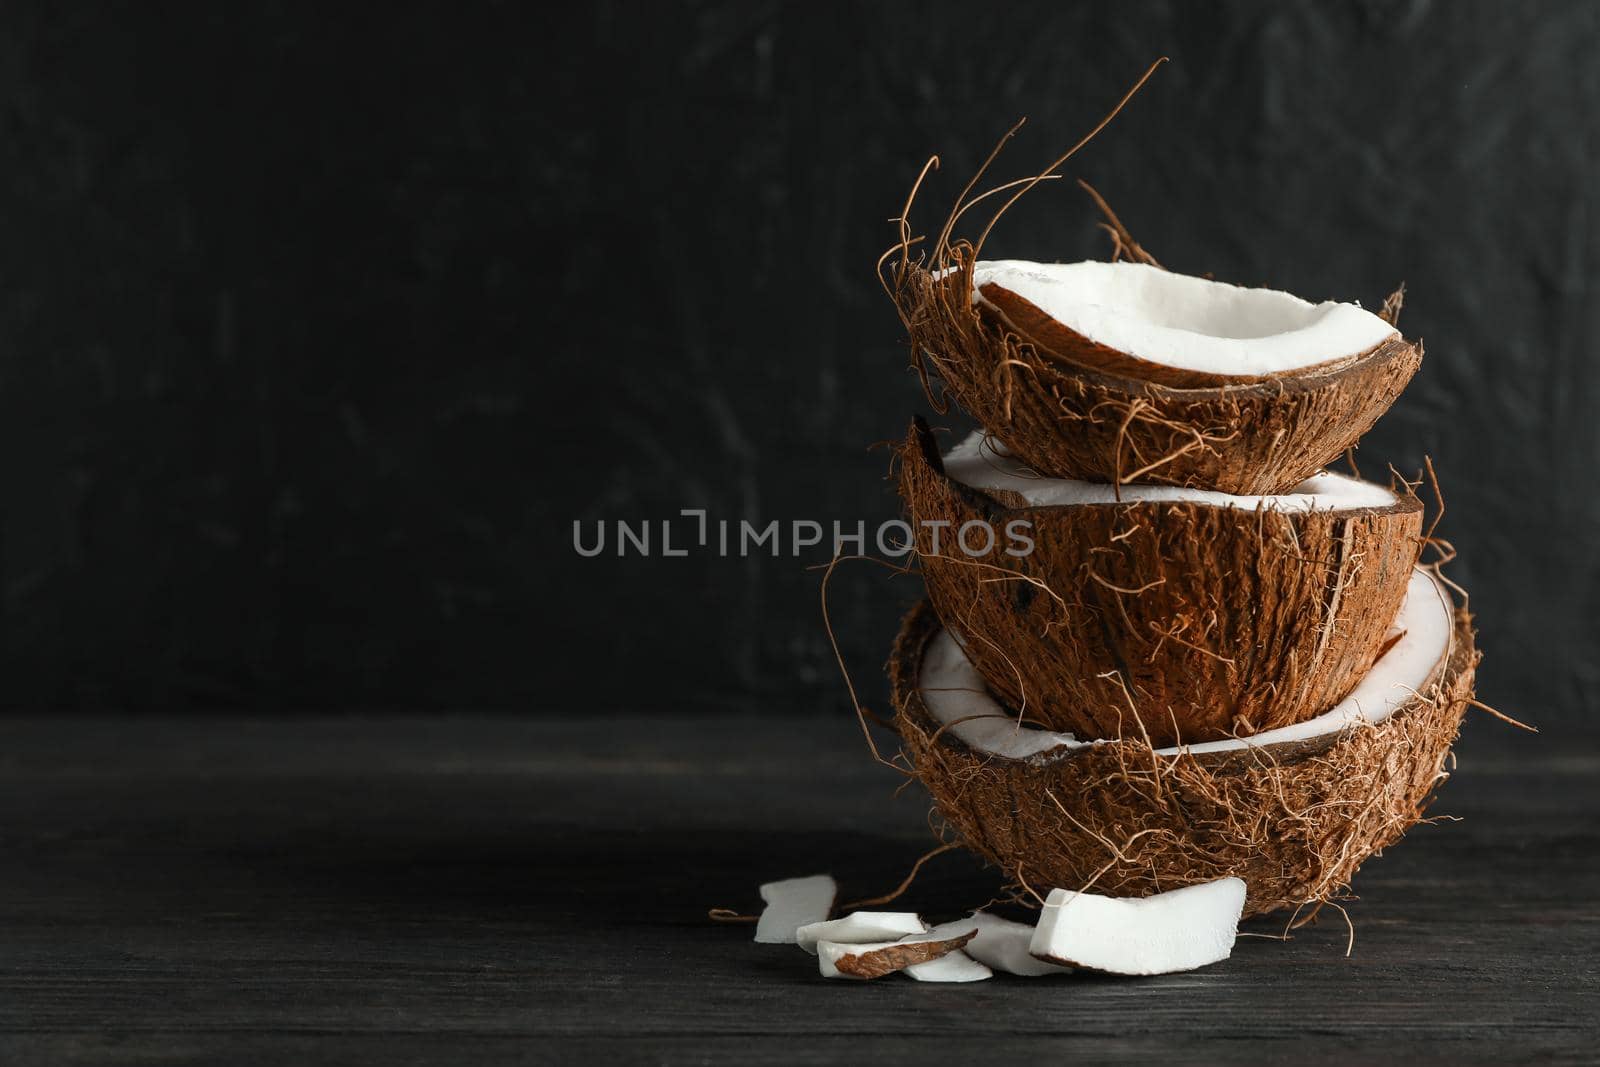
[898, 418, 1423, 747]
[886, 592, 1478, 918]
[890, 247, 1422, 495]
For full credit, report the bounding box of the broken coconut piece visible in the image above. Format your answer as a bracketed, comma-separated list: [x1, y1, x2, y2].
[795, 911, 927, 955]
[888, 248, 1421, 494]
[1029, 879, 1247, 975]
[754, 874, 838, 944]
[973, 260, 1397, 388]
[887, 577, 1479, 916]
[905, 950, 993, 983]
[899, 419, 1422, 745]
[898, 917, 1019, 980]
[818, 928, 977, 980]
[964, 913, 1070, 977]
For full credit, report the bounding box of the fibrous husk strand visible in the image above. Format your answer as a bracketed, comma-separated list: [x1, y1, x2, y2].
[1078, 179, 1162, 268]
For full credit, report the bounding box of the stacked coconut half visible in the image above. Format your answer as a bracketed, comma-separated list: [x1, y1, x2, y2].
[881, 247, 1482, 918]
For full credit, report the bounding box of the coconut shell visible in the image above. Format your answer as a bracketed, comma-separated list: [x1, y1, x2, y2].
[898, 419, 1423, 747]
[893, 246, 1422, 495]
[888, 598, 1479, 918]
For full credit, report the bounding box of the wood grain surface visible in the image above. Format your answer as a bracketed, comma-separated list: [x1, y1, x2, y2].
[0, 714, 1591, 1064]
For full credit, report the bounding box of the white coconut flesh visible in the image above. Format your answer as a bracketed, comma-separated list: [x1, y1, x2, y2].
[943, 429, 1398, 512]
[893, 919, 995, 981]
[795, 911, 927, 955]
[1030, 878, 1247, 975]
[962, 913, 1071, 977]
[973, 260, 1397, 378]
[754, 874, 838, 944]
[918, 566, 1454, 760]
[904, 950, 993, 983]
[839, 916, 1060, 979]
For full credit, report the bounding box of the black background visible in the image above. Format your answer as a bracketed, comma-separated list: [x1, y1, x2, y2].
[2, 0, 1595, 740]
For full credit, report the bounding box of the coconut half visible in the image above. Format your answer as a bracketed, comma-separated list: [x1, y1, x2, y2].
[1030, 879, 1246, 975]
[975, 260, 1397, 389]
[891, 247, 1422, 494]
[921, 567, 1452, 762]
[887, 582, 1479, 916]
[754, 874, 838, 944]
[899, 419, 1423, 746]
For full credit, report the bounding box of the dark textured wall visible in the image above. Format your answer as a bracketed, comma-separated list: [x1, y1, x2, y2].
[1, 2, 1595, 734]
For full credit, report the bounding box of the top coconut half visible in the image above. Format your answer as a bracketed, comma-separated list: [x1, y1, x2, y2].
[974, 260, 1398, 388]
[892, 250, 1422, 494]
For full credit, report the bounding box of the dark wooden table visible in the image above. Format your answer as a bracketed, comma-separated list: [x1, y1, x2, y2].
[0, 714, 1593, 1065]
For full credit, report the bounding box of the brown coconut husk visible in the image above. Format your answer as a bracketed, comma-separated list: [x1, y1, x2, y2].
[892, 246, 1423, 494]
[897, 418, 1423, 747]
[888, 597, 1479, 918]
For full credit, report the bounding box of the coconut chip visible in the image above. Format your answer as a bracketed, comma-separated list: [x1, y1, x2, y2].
[904, 950, 993, 983]
[795, 911, 927, 955]
[1029, 878, 1246, 975]
[964, 912, 1071, 976]
[818, 928, 977, 980]
[754, 874, 838, 944]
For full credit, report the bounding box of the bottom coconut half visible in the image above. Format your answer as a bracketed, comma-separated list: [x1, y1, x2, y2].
[889, 569, 1479, 917]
